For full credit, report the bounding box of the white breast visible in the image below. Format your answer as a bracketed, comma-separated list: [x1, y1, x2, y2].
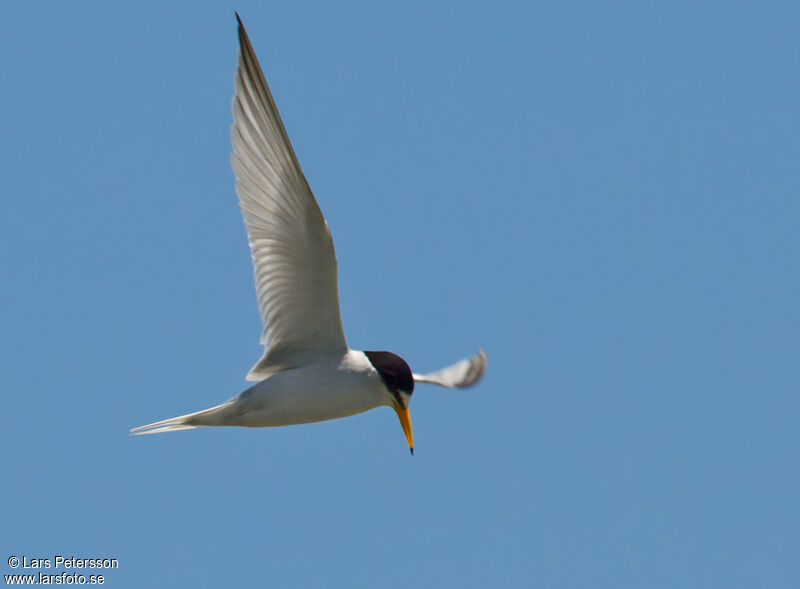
[225, 350, 390, 427]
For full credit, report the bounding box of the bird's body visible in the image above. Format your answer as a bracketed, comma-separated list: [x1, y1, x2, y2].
[145, 351, 388, 432]
[235, 351, 388, 427]
[131, 15, 486, 451]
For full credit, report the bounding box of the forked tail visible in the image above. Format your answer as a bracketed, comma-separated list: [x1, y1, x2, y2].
[130, 401, 232, 435]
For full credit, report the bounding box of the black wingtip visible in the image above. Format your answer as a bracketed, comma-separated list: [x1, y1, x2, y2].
[410, 447, 414, 456]
[235, 12, 248, 45]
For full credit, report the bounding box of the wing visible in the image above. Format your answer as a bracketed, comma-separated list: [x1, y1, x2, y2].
[413, 350, 487, 388]
[232, 15, 347, 381]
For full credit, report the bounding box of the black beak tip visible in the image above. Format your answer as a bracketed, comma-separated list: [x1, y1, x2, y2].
[409, 447, 414, 456]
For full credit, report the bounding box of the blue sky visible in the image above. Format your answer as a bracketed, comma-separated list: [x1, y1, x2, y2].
[2, 1, 798, 587]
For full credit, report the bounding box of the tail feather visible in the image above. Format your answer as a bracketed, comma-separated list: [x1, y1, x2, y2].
[131, 424, 199, 435]
[130, 401, 231, 436]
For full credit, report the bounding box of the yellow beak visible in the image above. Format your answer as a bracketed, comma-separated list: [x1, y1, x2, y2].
[393, 404, 414, 455]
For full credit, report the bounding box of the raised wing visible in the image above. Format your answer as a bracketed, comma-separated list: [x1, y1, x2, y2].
[232, 15, 347, 380]
[413, 350, 487, 388]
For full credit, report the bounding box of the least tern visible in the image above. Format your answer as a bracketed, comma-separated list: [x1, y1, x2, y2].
[131, 15, 486, 453]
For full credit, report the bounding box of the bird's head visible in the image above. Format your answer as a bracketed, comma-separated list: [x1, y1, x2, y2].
[364, 351, 415, 454]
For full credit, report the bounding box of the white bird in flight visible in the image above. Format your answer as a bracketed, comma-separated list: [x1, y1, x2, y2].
[131, 15, 486, 453]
